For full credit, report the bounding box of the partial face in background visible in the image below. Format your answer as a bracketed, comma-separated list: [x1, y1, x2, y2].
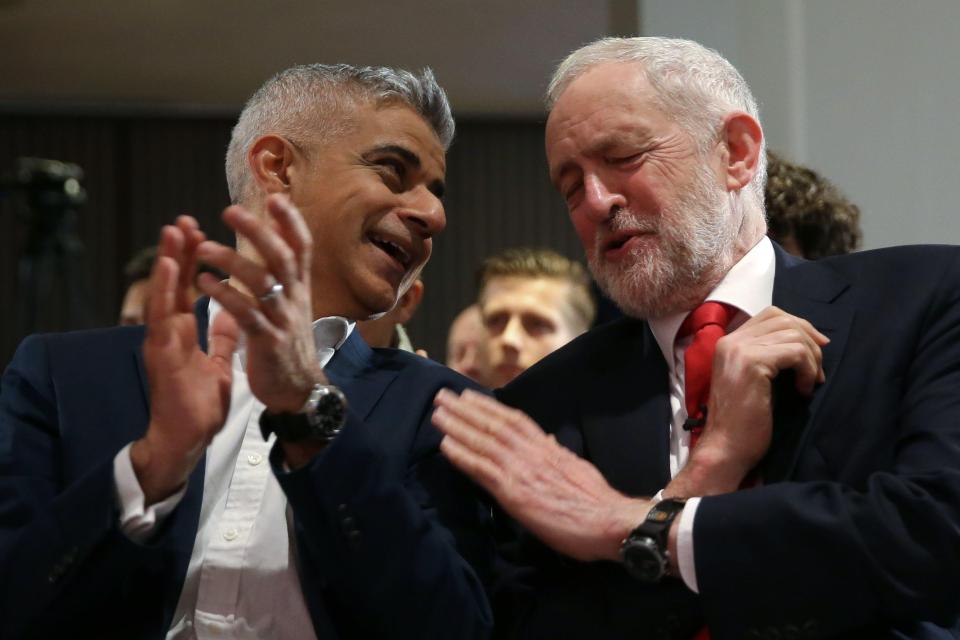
[119, 279, 150, 326]
[446, 305, 487, 383]
[284, 103, 447, 321]
[545, 62, 738, 319]
[478, 276, 583, 388]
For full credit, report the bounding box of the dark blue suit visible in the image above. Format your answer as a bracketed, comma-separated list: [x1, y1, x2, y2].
[495, 245, 960, 639]
[0, 304, 494, 639]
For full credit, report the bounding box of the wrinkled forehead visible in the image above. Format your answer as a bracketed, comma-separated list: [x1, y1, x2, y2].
[548, 61, 657, 120]
[545, 64, 666, 179]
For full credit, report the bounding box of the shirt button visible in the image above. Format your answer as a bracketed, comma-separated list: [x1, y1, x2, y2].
[247, 453, 263, 466]
[223, 528, 239, 541]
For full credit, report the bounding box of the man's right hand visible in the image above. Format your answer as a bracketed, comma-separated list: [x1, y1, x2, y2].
[131, 216, 240, 506]
[667, 306, 829, 497]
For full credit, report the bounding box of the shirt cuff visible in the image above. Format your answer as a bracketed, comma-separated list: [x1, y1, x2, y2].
[113, 443, 187, 543]
[676, 496, 701, 593]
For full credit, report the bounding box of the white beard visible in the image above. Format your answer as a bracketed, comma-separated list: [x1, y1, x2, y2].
[589, 167, 743, 319]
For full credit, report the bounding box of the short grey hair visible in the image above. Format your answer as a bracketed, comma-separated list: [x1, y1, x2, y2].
[226, 63, 454, 204]
[546, 37, 766, 209]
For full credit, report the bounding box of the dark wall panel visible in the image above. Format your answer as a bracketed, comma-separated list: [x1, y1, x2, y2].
[410, 121, 583, 360]
[0, 114, 234, 366]
[0, 114, 584, 367]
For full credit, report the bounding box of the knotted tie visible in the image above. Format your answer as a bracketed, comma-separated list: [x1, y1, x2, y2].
[676, 302, 739, 450]
[676, 302, 739, 640]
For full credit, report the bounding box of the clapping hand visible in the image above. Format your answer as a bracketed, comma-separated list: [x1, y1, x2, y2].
[133, 216, 240, 505]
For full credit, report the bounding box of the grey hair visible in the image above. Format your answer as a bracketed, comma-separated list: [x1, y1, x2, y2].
[225, 63, 454, 204]
[546, 37, 766, 209]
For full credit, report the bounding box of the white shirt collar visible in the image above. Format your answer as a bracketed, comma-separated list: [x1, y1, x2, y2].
[206, 298, 354, 369]
[648, 236, 776, 370]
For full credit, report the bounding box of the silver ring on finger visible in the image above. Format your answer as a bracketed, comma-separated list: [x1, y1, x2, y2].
[258, 281, 284, 303]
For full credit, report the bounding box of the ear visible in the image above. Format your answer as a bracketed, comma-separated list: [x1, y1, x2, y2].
[248, 134, 300, 195]
[393, 279, 425, 324]
[720, 112, 763, 192]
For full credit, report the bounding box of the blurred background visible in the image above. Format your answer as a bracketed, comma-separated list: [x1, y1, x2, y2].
[2, 0, 958, 366]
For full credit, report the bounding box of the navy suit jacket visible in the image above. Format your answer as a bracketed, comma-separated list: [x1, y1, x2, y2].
[495, 244, 960, 639]
[0, 303, 494, 639]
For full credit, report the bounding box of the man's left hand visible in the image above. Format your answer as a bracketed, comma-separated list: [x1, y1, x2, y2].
[432, 388, 650, 562]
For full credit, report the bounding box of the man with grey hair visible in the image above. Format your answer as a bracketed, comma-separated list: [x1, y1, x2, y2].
[433, 37, 960, 638]
[0, 64, 493, 639]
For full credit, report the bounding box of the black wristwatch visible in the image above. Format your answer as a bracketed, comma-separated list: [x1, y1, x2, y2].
[259, 383, 348, 443]
[620, 498, 687, 583]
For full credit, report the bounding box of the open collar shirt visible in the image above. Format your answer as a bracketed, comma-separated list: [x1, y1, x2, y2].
[646, 236, 776, 592]
[113, 300, 353, 639]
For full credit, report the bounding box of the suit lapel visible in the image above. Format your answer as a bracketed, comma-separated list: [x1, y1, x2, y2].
[764, 246, 854, 481]
[324, 330, 398, 422]
[581, 320, 673, 496]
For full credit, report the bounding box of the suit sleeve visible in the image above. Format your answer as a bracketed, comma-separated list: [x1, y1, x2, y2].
[693, 253, 960, 639]
[270, 369, 494, 640]
[0, 334, 187, 639]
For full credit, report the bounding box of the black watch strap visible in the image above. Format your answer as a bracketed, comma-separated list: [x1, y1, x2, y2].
[620, 498, 687, 582]
[640, 497, 686, 537]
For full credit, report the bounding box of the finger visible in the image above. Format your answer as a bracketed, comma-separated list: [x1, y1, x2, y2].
[439, 435, 504, 494]
[197, 272, 279, 340]
[145, 252, 178, 346]
[176, 216, 205, 313]
[222, 205, 298, 289]
[431, 403, 508, 463]
[434, 389, 529, 449]
[145, 224, 184, 337]
[266, 194, 313, 281]
[762, 341, 822, 396]
[738, 307, 829, 346]
[197, 241, 280, 303]
[208, 307, 240, 372]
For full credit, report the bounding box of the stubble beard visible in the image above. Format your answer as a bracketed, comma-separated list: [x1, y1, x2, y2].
[589, 167, 742, 320]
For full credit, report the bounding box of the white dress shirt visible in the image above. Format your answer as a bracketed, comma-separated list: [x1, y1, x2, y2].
[646, 236, 776, 592]
[113, 300, 353, 639]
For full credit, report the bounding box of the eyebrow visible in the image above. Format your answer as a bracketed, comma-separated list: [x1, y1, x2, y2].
[364, 144, 446, 199]
[550, 131, 651, 185]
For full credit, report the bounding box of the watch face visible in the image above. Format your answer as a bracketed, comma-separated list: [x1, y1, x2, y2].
[623, 537, 667, 583]
[308, 386, 347, 438]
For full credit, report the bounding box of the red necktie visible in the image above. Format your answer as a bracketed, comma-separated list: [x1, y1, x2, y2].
[676, 302, 739, 640]
[676, 302, 738, 450]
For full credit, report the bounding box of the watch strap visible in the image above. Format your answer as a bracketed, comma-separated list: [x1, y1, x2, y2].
[620, 497, 687, 582]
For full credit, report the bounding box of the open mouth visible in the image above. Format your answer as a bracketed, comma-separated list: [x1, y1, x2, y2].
[368, 232, 412, 269]
[606, 235, 631, 252]
[605, 232, 640, 252]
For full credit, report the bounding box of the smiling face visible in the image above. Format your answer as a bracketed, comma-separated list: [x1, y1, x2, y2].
[286, 102, 447, 320]
[545, 62, 741, 319]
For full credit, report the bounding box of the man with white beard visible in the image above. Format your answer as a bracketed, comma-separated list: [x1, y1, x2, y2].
[432, 37, 960, 638]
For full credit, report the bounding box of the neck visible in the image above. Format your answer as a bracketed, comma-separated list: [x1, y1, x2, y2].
[665, 206, 768, 317]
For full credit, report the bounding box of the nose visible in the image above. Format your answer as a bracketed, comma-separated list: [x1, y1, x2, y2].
[499, 316, 524, 352]
[401, 187, 446, 237]
[582, 173, 625, 222]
